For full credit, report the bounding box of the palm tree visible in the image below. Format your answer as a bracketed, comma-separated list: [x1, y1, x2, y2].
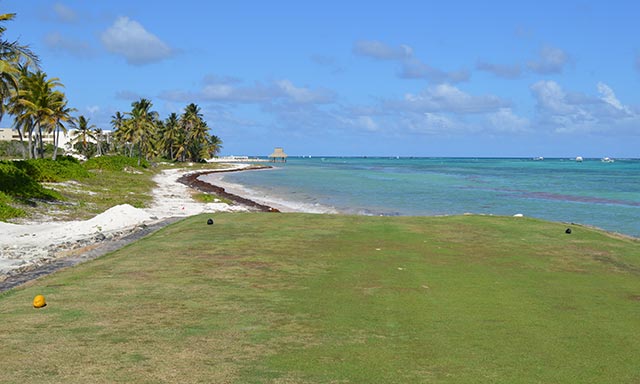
[128, 98, 158, 165]
[187, 119, 210, 161]
[160, 112, 180, 160]
[93, 127, 104, 156]
[50, 94, 76, 160]
[209, 134, 223, 157]
[72, 115, 96, 157]
[180, 103, 207, 161]
[0, 13, 39, 120]
[12, 69, 63, 158]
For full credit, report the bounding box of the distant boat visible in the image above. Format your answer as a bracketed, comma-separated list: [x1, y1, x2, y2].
[533, 156, 544, 161]
[601, 157, 615, 163]
[575, 156, 583, 162]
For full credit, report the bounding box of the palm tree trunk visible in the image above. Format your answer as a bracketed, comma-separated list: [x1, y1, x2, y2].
[52, 126, 59, 160]
[37, 124, 45, 159]
[15, 128, 27, 159]
[27, 129, 33, 159]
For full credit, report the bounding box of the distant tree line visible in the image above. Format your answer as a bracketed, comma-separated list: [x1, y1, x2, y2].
[0, 12, 221, 162]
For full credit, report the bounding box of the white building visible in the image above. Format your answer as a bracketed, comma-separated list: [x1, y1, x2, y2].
[0, 128, 112, 150]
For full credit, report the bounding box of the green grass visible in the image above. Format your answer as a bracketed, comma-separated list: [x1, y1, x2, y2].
[0, 156, 234, 221]
[0, 213, 638, 383]
[192, 192, 233, 205]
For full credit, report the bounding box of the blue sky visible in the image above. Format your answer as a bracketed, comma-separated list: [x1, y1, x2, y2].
[5, 0, 640, 157]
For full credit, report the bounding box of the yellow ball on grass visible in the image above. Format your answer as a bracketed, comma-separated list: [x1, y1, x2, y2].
[33, 295, 46, 308]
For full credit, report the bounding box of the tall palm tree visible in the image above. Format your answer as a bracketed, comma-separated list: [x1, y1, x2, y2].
[179, 103, 208, 162]
[72, 115, 96, 157]
[0, 13, 39, 120]
[93, 127, 104, 156]
[181, 103, 203, 133]
[160, 112, 180, 160]
[128, 98, 158, 165]
[187, 119, 210, 161]
[12, 69, 63, 158]
[111, 111, 134, 156]
[50, 94, 76, 160]
[209, 134, 223, 157]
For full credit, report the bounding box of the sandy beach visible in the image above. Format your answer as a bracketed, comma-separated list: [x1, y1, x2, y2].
[198, 170, 339, 214]
[0, 163, 265, 284]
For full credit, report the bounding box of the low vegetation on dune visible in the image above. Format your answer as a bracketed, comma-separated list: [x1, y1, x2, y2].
[0, 156, 150, 221]
[1, 213, 638, 383]
[0, 155, 230, 221]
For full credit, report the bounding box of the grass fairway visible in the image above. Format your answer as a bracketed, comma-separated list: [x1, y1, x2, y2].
[1, 213, 638, 383]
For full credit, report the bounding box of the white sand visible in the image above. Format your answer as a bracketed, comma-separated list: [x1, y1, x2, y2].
[0, 164, 252, 279]
[199, 170, 339, 214]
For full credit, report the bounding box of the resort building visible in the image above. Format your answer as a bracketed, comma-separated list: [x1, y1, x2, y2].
[0, 127, 112, 150]
[269, 147, 288, 162]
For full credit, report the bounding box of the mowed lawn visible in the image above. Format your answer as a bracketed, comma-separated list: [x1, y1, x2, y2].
[1, 213, 638, 383]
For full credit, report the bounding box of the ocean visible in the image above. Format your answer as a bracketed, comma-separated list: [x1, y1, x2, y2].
[207, 157, 640, 238]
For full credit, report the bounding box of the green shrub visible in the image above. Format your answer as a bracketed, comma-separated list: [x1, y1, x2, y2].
[0, 191, 25, 220]
[0, 162, 62, 200]
[11, 158, 91, 182]
[83, 155, 149, 171]
[0, 141, 26, 159]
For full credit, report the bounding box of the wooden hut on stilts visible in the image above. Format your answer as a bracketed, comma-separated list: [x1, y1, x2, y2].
[269, 147, 288, 163]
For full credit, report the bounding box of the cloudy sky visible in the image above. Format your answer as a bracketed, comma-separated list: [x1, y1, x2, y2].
[6, 1, 640, 157]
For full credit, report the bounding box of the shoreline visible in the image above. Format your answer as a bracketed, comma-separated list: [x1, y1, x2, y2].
[2, 163, 637, 292]
[198, 169, 341, 214]
[0, 163, 272, 291]
[177, 165, 281, 213]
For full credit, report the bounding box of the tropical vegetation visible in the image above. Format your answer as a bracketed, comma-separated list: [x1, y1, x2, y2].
[0, 11, 222, 162]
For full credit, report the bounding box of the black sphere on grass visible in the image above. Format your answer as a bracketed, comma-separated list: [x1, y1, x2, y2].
[207, 218, 214, 225]
[565, 228, 572, 234]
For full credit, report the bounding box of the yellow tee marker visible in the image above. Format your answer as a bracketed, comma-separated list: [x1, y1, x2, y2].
[33, 295, 46, 308]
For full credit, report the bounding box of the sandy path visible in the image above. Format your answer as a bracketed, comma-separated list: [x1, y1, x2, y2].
[0, 164, 252, 281]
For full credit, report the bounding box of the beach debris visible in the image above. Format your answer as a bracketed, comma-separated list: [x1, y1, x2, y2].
[207, 218, 214, 225]
[513, 213, 524, 217]
[33, 295, 46, 308]
[565, 228, 572, 234]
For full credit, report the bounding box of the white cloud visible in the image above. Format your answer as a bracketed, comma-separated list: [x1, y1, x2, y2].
[353, 40, 413, 60]
[115, 90, 144, 100]
[53, 3, 77, 23]
[527, 46, 569, 74]
[400, 58, 470, 83]
[203, 75, 242, 85]
[596, 82, 630, 113]
[487, 108, 530, 133]
[531, 80, 639, 134]
[44, 32, 93, 58]
[101, 16, 173, 65]
[276, 80, 335, 104]
[530, 80, 575, 115]
[160, 77, 336, 105]
[353, 40, 467, 83]
[411, 113, 459, 134]
[339, 115, 380, 132]
[393, 84, 509, 114]
[476, 61, 522, 79]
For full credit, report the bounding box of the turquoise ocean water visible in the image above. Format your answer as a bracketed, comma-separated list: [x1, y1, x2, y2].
[216, 157, 640, 238]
